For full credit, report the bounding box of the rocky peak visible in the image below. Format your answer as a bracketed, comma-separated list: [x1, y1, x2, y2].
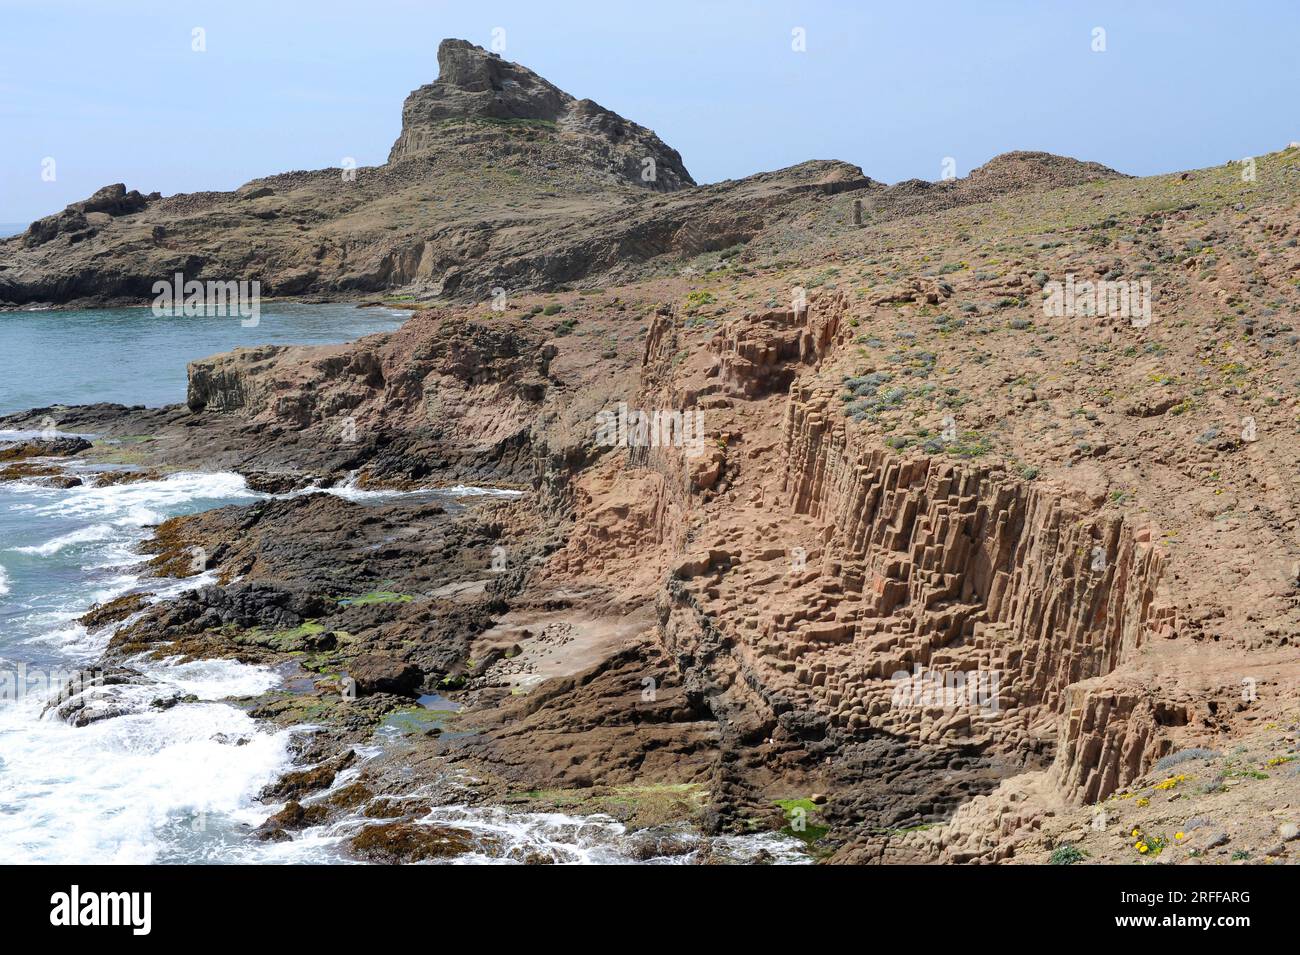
[964, 150, 1127, 191]
[415, 38, 568, 124]
[388, 39, 694, 191]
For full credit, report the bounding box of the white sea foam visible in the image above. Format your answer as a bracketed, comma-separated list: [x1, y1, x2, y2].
[0, 684, 296, 864]
[224, 797, 811, 865]
[438, 484, 526, 498]
[424, 806, 810, 865]
[0, 624, 292, 864]
[311, 480, 525, 503]
[0, 563, 9, 596]
[30, 470, 259, 523]
[0, 465, 733, 866]
[13, 522, 118, 556]
[0, 468, 296, 863]
[0, 428, 96, 442]
[144, 656, 282, 700]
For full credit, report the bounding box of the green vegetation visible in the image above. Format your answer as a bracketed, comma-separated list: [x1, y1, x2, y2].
[684, 290, 716, 311]
[1048, 844, 1087, 865]
[775, 797, 830, 846]
[337, 591, 413, 607]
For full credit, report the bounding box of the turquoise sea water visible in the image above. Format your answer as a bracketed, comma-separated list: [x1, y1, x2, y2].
[0, 302, 406, 415]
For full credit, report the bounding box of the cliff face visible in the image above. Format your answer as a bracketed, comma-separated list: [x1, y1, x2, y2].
[612, 298, 1174, 799]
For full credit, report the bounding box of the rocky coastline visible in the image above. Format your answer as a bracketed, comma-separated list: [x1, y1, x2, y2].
[5, 38, 1300, 865]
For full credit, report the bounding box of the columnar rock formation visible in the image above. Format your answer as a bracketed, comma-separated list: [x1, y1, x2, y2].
[779, 385, 1170, 718]
[516, 278, 1288, 859]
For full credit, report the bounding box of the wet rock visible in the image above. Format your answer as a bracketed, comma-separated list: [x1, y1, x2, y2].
[79, 592, 154, 630]
[150, 693, 199, 711]
[260, 750, 356, 800]
[41, 666, 151, 727]
[259, 799, 330, 832]
[363, 798, 430, 819]
[0, 437, 92, 461]
[324, 782, 374, 810]
[347, 822, 476, 864]
[622, 828, 697, 861]
[239, 470, 317, 494]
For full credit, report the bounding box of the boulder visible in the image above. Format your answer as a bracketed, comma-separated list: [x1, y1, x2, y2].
[348, 653, 423, 697]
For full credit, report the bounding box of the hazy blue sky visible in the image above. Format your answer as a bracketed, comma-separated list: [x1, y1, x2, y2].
[2, 0, 1296, 223]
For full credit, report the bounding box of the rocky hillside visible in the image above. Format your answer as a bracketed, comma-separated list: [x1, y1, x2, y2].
[0, 40, 1123, 310]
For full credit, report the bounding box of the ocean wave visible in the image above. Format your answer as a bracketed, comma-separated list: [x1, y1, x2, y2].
[11, 522, 118, 557]
[0, 700, 297, 864]
[310, 481, 525, 503]
[145, 656, 281, 700]
[0, 428, 97, 442]
[31, 471, 260, 522]
[437, 484, 526, 498]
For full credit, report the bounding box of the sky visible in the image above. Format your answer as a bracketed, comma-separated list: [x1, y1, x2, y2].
[1, 0, 1296, 224]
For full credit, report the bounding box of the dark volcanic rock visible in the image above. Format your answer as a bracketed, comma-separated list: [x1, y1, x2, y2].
[238, 470, 317, 494]
[41, 666, 159, 727]
[0, 42, 870, 307]
[79, 592, 154, 630]
[260, 751, 356, 800]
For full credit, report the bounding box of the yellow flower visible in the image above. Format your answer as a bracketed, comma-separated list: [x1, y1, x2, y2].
[1175, 832, 1185, 840]
[1137, 843, 1149, 853]
[1131, 828, 1141, 837]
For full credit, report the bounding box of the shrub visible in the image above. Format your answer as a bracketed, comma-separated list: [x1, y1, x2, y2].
[1049, 845, 1086, 865]
[1152, 748, 1219, 773]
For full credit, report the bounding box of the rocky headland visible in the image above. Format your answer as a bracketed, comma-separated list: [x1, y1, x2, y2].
[4, 39, 1300, 864]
